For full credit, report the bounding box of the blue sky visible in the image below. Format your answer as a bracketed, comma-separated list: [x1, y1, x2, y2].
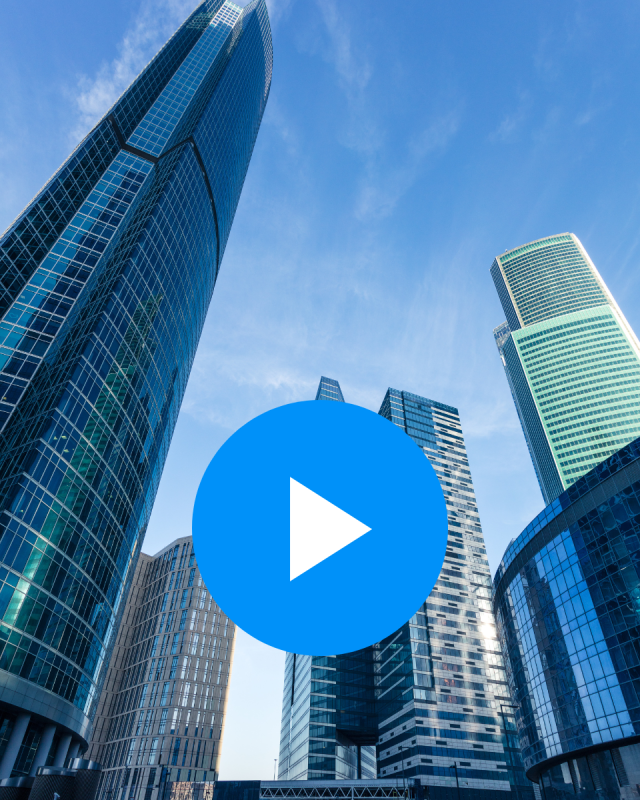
[3, 0, 640, 780]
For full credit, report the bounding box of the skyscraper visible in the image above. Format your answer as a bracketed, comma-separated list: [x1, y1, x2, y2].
[87, 536, 234, 800]
[491, 233, 640, 504]
[0, 0, 271, 780]
[279, 379, 378, 783]
[493, 434, 640, 798]
[279, 379, 532, 798]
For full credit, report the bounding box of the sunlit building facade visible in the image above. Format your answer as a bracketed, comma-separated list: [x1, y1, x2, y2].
[492, 233, 640, 504]
[493, 435, 640, 798]
[279, 379, 533, 798]
[0, 0, 271, 780]
[87, 536, 234, 800]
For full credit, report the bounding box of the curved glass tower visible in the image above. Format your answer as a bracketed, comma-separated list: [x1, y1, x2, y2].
[493, 436, 640, 798]
[491, 233, 640, 505]
[0, 0, 271, 779]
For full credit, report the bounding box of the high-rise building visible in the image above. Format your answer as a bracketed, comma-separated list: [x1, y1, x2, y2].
[493, 434, 640, 799]
[279, 379, 378, 783]
[0, 0, 271, 781]
[279, 378, 533, 799]
[491, 233, 640, 504]
[87, 536, 234, 800]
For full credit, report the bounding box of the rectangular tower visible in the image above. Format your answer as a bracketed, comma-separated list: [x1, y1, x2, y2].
[279, 379, 532, 798]
[279, 379, 378, 782]
[491, 233, 640, 504]
[375, 389, 526, 797]
[87, 536, 235, 800]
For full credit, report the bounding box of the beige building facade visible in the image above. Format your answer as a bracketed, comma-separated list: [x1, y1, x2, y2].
[87, 536, 235, 800]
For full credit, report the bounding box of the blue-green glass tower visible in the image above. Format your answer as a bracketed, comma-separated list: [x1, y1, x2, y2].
[492, 233, 640, 504]
[0, 0, 271, 779]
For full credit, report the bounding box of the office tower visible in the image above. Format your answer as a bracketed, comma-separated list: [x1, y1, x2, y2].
[315, 377, 345, 403]
[279, 379, 532, 798]
[493, 436, 640, 799]
[279, 379, 378, 782]
[87, 536, 234, 800]
[0, 0, 271, 781]
[491, 233, 640, 505]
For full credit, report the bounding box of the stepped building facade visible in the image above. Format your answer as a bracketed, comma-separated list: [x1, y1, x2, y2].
[278, 378, 533, 799]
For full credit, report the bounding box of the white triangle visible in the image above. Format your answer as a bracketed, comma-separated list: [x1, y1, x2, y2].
[290, 477, 371, 581]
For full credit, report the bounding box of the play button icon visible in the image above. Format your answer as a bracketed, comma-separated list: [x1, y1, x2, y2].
[290, 478, 371, 581]
[193, 400, 448, 655]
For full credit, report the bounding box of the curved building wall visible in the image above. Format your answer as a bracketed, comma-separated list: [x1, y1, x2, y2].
[493, 436, 640, 797]
[0, 0, 271, 779]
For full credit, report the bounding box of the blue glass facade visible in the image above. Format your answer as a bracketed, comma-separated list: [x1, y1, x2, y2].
[0, 0, 271, 779]
[493, 435, 640, 797]
[280, 379, 533, 799]
[279, 380, 378, 782]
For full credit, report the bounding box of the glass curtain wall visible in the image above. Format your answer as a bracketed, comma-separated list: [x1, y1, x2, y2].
[0, 0, 271, 777]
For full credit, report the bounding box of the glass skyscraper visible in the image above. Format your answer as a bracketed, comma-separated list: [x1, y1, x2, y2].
[493, 434, 640, 799]
[0, 0, 271, 781]
[491, 233, 640, 505]
[87, 536, 234, 800]
[279, 378, 533, 799]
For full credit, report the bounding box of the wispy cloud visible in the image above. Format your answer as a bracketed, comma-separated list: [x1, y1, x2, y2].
[490, 91, 531, 143]
[69, 0, 197, 143]
[316, 0, 371, 94]
[311, 0, 461, 220]
[313, 0, 381, 157]
[265, 0, 296, 30]
[355, 110, 461, 220]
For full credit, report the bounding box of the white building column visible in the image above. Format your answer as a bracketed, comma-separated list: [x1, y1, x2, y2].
[53, 732, 72, 767]
[29, 723, 57, 776]
[0, 713, 31, 778]
[66, 740, 80, 763]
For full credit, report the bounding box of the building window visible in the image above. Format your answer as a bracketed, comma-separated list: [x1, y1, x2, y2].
[171, 738, 181, 766]
[159, 709, 168, 734]
[160, 682, 170, 705]
[182, 683, 191, 707]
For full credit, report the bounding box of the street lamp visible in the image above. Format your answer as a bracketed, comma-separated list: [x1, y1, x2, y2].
[498, 703, 520, 800]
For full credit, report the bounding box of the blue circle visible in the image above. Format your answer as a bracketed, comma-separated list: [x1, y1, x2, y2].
[192, 400, 448, 654]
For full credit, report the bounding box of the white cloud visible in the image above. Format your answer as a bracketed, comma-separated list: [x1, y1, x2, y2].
[355, 109, 461, 221]
[490, 91, 531, 143]
[265, 0, 296, 29]
[316, 0, 371, 94]
[69, 0, 197, 143]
